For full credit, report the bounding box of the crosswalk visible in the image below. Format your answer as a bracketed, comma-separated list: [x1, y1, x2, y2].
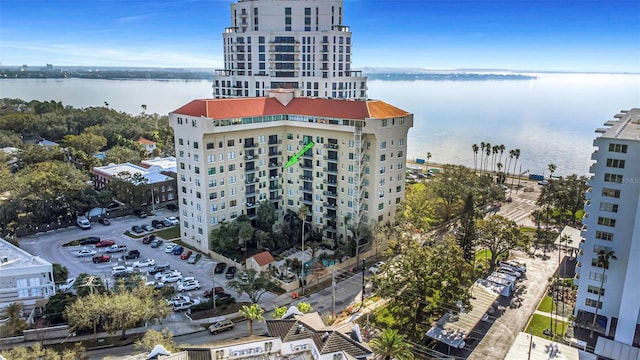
[496, 197, 539, 227]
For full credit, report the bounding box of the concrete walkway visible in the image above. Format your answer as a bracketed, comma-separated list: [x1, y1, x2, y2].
[534, 310, 571, 323]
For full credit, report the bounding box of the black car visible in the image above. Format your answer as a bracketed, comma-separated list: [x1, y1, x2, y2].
[148, 263, 171, 275]
[124, 250, 140, 259]
[98, 218, 111, 226]
[131, 225, 144, 234]
[225, 266, 237, 279]
[151, 220, 164, 229]
[79, 236, 101, 245]
[214, 262, 227, 274]
[166, 204, 178, 211]
[133, 210, 148, 218]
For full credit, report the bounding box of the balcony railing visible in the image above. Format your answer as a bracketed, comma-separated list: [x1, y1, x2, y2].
[269, 162, 282, 168]
[245, 167, 258, 173]
[244, 154, 259, 160]
[268, 151, 282, 156]
[245, 202, 259, 209]
[323, 191, 337, 197]
[269, 184, 281, 190]
[299, 175, 313, 181]
[299, 186, 313, 192]
[323, 167, 338, 174]
[323, 202, 337, 209]
[245, 178, 258, 184]
[268, 139, 282, 145]
[323, 178, 338, 185]
[245, 189, 259, 196]
[269, 195, 282, 201]
[324, 144, 339, 149]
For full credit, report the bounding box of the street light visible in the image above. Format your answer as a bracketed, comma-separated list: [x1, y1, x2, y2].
[361, 258, 366, 308]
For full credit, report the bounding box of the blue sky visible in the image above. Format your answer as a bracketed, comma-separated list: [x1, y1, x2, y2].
[1, 0, 638, 72]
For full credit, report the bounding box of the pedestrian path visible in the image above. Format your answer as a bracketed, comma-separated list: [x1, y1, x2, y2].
[533, 310, 571, 323]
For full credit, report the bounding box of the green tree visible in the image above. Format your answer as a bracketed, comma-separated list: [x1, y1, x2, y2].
[237, 220, 254, 256]
[135, 328, 178, 353]
[458, 193, 477, 263]
[273, 306, 287, 319]
[472, 144, 479, 172]
[0, 343, 84, 360]
[62, 132, 107, 156]
[256, 200, 276, 232]
[52, 263, 69, 284]
[43, 292, 76, 324]
[239, 303, 264, 336]
[369, 328, 414, 360]
[104, 145, 141, 164]
[227, 268, 272, 303]
[65, 292, 104, 341]
[0, 302, 27, 337]
[297, 302, 313, 314]
[590, 250, 617, 338]
[476, 215, 525, 271]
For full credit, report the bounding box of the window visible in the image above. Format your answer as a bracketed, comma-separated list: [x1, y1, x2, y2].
[178, 138, 184, 145]
[194, 166, 200, 174]
[180, 163, 185, 170]
[193, 141, 199, 149]
[597, 217, 616, 227]
[396, 185, 402, 193]
[380, 154, 386, 162]
[604, 173, 623, 183]
[228, 152, 236, 159]
[227, 139, 235, 147]
[207, 155, 215, 163]
[587, 285, 604, 296]
[398, 138, 404, 146]
[595, 231, 613, 241]
[378, 203, 384, 210]
[230, 200, 237, 207]
[229, 164, 236, 171]
[219, 166, 224, 173]
[602, 188, 620, 198]
[211, 217, 218, 225]
[208, 167, 216, 175]
[381, 119, 387, 127]
[229, 176, 236, 184]
[591, 258, 611, 268]
[606, 158, 625, 168]
[196, 191, 201, 199]
[397, 150, 403, 158]
[589, 271, 606, 282]
[585, 298, 602, 309]
[599, 202, 618, 212]
[381, 141, 386, 149]
[380, 166, 385, 174]
[608, 143, 627, 153]
[207, 142, 214, 149]
[230, 188, 236, 196]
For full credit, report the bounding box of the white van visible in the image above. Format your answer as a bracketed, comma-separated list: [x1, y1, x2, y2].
[77, 216, 91, 229]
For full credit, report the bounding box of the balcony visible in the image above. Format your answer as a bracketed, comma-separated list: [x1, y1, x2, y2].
[269, 162, 282, 168]
[268, 151, 282, 156]
[323, 155, 338, 161]
[323, 178, 338, 185]
[245, 202, 259, 209]
[244, 143, 258, 149]
[269, 183, 281, 190]
[323, 191, 337, 197]
[324, 143, 339, 150]
[299, 162, 313, 169]
[245, 178, 258, 184]
[245, 189, 259, 196]
[299, 186, 313, 193]
[268, 139, 282, 145]
[323, 212, 337, 220]
[323, 202, 337, 209]
[298, 175, 313, 181]
[244, 154, 259, 160]
[269, 195, 282, 201]
[301, 198, 313, 205]
[323, 167, 338, 174]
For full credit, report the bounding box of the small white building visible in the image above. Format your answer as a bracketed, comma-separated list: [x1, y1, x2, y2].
[0, 237, 56, 316]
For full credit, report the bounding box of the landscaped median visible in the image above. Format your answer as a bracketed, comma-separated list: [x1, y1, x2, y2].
[525, 294, 568, 339]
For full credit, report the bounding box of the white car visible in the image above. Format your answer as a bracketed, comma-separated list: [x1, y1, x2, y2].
[161, 272, 183, 283]
[164, 244, 177, 253]
[498, 266, 521, 278]
[167, 294, 191, 307]
[59, 277, 76, 291]
[165, 216, 179, 225]
[154, 269, 180, 280]
[177, 280, 201, 292]
[133, 258, 156, 268]
[75, 248, 97, 257]
[112, 265, 134, 276]
[369, 261, 386, 274]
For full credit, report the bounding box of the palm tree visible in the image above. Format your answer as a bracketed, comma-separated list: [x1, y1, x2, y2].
[509, 149, 520, 190]
[590, 250, 617, 338]
[484, 142, 491, 173]
[480, 142, 486, 173]
[548, 163, 557, 182]
[425, 152, 432, 173]
[491, 145, 499, 174]
[498, 144, 506, 167]
[472, 144, 479, 172]
[239, 303, 265, 336]
[298, 205, 309, 293]
[238, 221, 254, 257]
[369, 328, 414, 360]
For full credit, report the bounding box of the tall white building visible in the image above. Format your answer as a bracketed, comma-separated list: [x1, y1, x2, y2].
[212, 0, 367, 100]
[574, 108, 640, 347]
[169, 90, 413, 254]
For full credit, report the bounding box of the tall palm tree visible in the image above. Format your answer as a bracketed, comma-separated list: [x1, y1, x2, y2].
[510, 149, 520, 190]
[472, 144, 479, 172]
[298, 205, 309, 293]
[491, 145, 499, 174]
[498, 144, 506, 167]
[425, 152, 432, 173]
[548, 163, 557, 182]
[590, 250, 617, 338]
[239, 303, 265, 336]
[369, 328, 414, 360]
[480, 142, 486, 173]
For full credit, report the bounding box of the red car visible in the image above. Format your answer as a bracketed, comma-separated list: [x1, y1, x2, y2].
[180, 250, 193, 260]
[92, 254, 111, 263]
[95, 239, 115, 248]
[203, 287, 225, 298]
[142, 234, 156, 244]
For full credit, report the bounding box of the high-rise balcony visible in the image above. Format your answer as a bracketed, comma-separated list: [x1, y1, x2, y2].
[323, 167, 338, 174]
[268, 139, 282, 145]
[299, 186, 313, 192]
[301, 198, 312, 206]
[245, 178, 259, 184]
[299, 175, 313, 181]
[323, 190, 337, 197]
[323, 212, 337, 220]
[300, 162, 313, 169]
[323, 202, 337, 209]
[324, 143, 339, 150]
[268, 151, 282, 156]
[323, 178, 338, 185]
[269, 183, 281, 190]
[245, 166, 258, 173]
[269, 195, 282, 201]
[244, 154, 259, 160]
[245, 189, 259, 196]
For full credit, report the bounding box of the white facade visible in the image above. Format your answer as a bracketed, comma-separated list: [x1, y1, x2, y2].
[212, 0, 367, 100]
[170, 90, 413, 253]
[574, 108, 640, 346]
[0, 238, 56, 314]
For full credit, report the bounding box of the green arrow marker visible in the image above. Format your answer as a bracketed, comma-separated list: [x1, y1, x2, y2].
[284, 141, 315, 169]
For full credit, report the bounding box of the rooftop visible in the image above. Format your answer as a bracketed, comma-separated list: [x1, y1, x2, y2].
[595, 108, 640, 141]
[0, 237, 52, 271]
[94, 162, 174, 185]
[141, 157, 177, 173]
[252, 251, 275, 267]
[505, 332, 596, 360]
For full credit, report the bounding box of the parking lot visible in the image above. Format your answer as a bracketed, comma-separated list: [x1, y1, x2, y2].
[17, 209, 270, 306]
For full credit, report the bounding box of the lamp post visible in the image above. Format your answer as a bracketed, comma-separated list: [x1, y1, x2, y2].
[361, 258, 366, 308]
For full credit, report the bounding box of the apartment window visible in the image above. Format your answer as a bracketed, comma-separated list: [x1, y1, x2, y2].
[179, 150, 184, 158]
[380, 166, 385, 174]
[597, 217, 616, 227]
[229, 176, 236, 184]
[229, 164, 236, 171]
[589, 272, 606, 282]
[378, 203, 384, 210]
[587, 285, 604, 296]
[219, 166, 224, 173]
[381, 119, 387, 127]
[207, 155, 215, 163]
[228, 152, 236, 159]
[180, 163, 185, 170]
[230, 200, 237, 207]
[396, 186, 402, 193]
[608, 143, 627, 153]
[209, 180, 216, 188]
[595, 231, 613, 241]
[599, 202, 618, 212]
[601, 188, 620, 198]
[211, 217, 218, 225]
[219, 153, 224, 161]
[220, 190, 225, 197]
[207, 142, 214, 149]
[397, 150, 403, 158]
[585, 298, 602, 309]
[196, 191, 201, 199]
[398, 138, 404, 146]
[591, 258, 611, 269]
[380, 154, 386, 162]
[179, 138, 184, 145]
[194, 166, 200, 174]
[208, 167, 216, 175]
[227, 139, 235, 147]
[230, 188, 236, 196]
[381, 141, 386, 149]
[193, 141, 199, 149]
[604, 173, 623, 183]
[606, 158, 625, 168]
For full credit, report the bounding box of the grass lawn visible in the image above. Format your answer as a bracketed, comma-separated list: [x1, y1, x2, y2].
[155, 226, 180, 240]
[526, 313, 569, 339]
[537, 295, 556, 313]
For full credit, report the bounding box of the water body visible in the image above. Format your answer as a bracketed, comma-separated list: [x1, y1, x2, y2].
[1, 73, 638, 176]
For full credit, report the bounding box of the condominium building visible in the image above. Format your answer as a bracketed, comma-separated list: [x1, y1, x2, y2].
[169, 89, 413, 253]
[212, 0, 367, 100]
[574, 108, 640, 347]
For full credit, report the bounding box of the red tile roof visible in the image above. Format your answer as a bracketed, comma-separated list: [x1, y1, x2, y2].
[252, 251, 275, 267]
[172, 97, 409, 120]
[138, 137, 156, 145]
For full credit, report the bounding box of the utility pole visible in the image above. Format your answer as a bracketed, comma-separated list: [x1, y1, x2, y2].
[361, 258, 366, 308]
[332, 272, 336, 316]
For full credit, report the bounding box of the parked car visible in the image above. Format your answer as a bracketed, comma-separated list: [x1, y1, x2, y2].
[214, 293, 233, 302]
[133, 210, 148, 218]
[154, 269, 180, 280]
[145, 280, 165, 289]
[111, 265, 133, 276]
[180, 250, 193, 260]
[162, 219, 173, 227]
[92, 254, 111, 263]
[150, 239, 164, 248]
[166, 204, 178, 211]
[499, 260, 527, 274]
[148, 264, 170, 275]
[151, 220, 164, 229]
[164, 244, 177, 253]
[498, 266, 522, 278]
[214, 262, 227, 274]
[59, 277, 76, 292]
[75, 248, 97, 257]
[538, 180, 549, 186]
[76, 216, 91, 230]
[142, 234, 156, 244]
[167, 294, 191, 307]
[142, 224, 154, 232]
[106, 244, 128, 253]
[131, 225, 144, 234]
[124, 249, 140, 259]
[98, 218, 111, 226]
[161, 273, 183, 283]
[177, 279, 201, 292]
[172, 246, 184, 256]
[209, 319, 234, 334]
[172, 298, 196, 312]
[166, 216, 179, 225]
[225, 266, 237, 279]
[95, 239, 115, 248]
[133, 258, 156, 268]
[188, 253, 202, 264]
[368, 261, 386, 274]
[203, 287, 225, 298]
[80, 236, 101, 245]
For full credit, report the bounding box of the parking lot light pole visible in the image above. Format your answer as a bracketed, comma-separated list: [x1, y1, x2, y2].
[361, 258, 366, 308]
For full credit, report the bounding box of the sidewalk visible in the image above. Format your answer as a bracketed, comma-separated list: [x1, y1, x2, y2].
[534, 309, 571, 323]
